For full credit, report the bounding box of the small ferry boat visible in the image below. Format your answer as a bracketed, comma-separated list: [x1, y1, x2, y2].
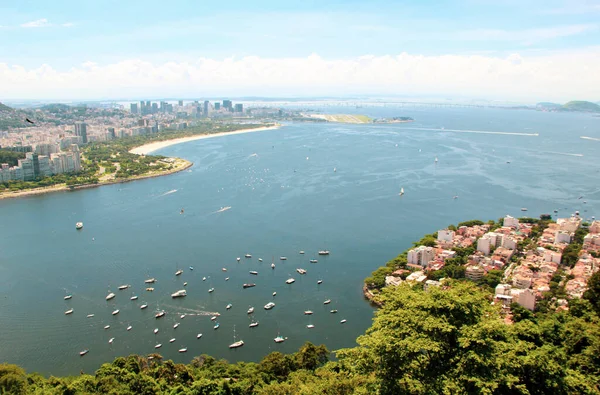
[171, 289, 187, 298]
[140, 303, 148, 309]
[247, 307, 255, 314]
[318, 250, 330, 256]
[65, 308, 74, 315]
[106, 293, 116, 301]
[155, 311, 165, 319]
[243, 283, 255, 289]
[249, 271, 258, 275]
[144, 278, 157, 284]
[304, 310, 313, 315]
[79, 349, 89, 356]
[64, 294, 72, 300]
[310, 259, 318, 263]
[118, 285, 130, 290]
[264, 302, 275, 310]
[324, 299, 331, 305]
[112, 309, 119, 315]
[286, 278, 295, 284]
[76, 222, 83, 230]
[296, 268, 307, 274]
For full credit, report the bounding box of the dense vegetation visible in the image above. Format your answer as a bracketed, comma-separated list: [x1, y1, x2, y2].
[562, 101, 600, 113]
[2, 281, 599, 394]
[0, 123, 269, 193]
[0, 149, 26, 167]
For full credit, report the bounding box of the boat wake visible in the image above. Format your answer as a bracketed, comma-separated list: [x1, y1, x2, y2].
[249, 153, 259, 158]
[543, 151, 584, 157]
[405, 127, 539, 137]
[215, 206, 232, 213]
[159, 189, 178, 197]
[581, 136, 600, 142]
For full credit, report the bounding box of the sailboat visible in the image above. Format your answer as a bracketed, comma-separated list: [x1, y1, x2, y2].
[399, 187, 404, 196]
[434, 156, 438, 163]
[229, 326, 244, 348]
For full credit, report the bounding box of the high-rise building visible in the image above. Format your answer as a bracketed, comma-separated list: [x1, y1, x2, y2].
[35, 144, 59, 156]
[151, 102, 158, 113]
[74, 122, 88, 144]
[18, 155, 34, 181]
[234, 103, 243, 113]
[130, 103, 138, 114]
[178, 100, 183, 106]
[223, 100, 233, 111]
[139, 101, 145, 115]
[107, 128, 116, 140]
[203, 101, 209, 117]
[38, 155, 52, 177]
[214, 102, 221, 110]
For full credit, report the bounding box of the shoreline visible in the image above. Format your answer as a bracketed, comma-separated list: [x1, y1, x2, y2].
[0, 124, 280, 201]
[129, 125, 281, 155]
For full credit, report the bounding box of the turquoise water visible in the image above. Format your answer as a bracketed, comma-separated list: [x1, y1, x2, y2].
[0, 106, 598, 375]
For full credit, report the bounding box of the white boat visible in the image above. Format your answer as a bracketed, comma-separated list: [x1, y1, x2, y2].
[130, 295, 138, 301]
[175, 269, 183, 276]
[203, 277, 206, 281]
[178, 348, 187, 353]
[307, 324, 315, 329]
[249, 271, 258, 275]
[286, 278, 295, 284]
[271, 263, 275, 269]
[106, 293, 116, 301]
[144, 278, 157, 284]
[334, 167, 337, 172]
[146, 287, 154, 292]
[225, 277, 230, 281]
[317, 280, 323, 284]
[104, 325, 110, 330]
[399, 187, 404, 196]
[153, 328, 159, 334]
[521, 208, 528, 211]
[127, 325, 132, 331]
[318, 250, 330, 255]
[245, 254, 252, 258]
[280, 256, 287, 260]
[236, 257, 241, 262]
[274, 336, 286, 343]
[197, 333, 203, 339]
[169, 338, 176, 343]
[264, 302, 275, 310]
[79, 349, 89, 356]
[435, 157, 438, 163]
[155, 344, 162, 349]
[118, 284, 130, 290]
[272, 292, 277, 296]
[208, 288, 215, 293]
[180, 314, 186, 319]
[65, 308, 74, 315]
[155, 311, 165, 318]
[171, 289, 187, 298]
[258, 258, 263, 262]
[76, 222, 83, 230]
[112, 309, 119, 315]
[324, 299, 331, 305]
[189, 266, 194, 270]
[247, 307, 255, 314]
[64, 294, 73, 300]
[299, 251, 305, 254]
[249, 321, 259, 328]
[304, 310, 313, 315]
[296, 268, 307, 274]
[229, 326, 244, 348]
[226, 303, 232, 310]
[140, 303, 148, 309]
[330, 309, 338, 314]
[109, 338, 114, 344]
[222, 268, 227, 272]
[87, 314, 95, 318]
[310, 259, 318, 263]
[340, 319, 347, 324]
[208, 315, 216, 321]
[173, 323, 180, 329]
[214, 323, 220, 329]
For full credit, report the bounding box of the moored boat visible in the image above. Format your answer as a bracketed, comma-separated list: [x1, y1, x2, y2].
[64, 294, 72, 300]
[79, 349, 89, 356]
[304, 310, 313, 315]
[280, 256, 287, 260]
[264, 302, 275, 310]
[324, 299, 331, 305]
[249, 271, 258, 275]
[274, 336, 286, 343]
[140, 303, 148, 309]
[247, 307, 255, 314]
[243, 283, 256, 289]
[175, 269, 183, 276]
[155, 344, 162, 349]
[155, 311, 165, 319]
[106, 293, 116, 301]
[208, 288, 215, 293]
[144, 278, 157, 284]
[112, 309, 119, 315]
[340, 319, 347, 324]
[171, 289, 187, 298]
[226, 303, 232, 310]
[245, 253, 252, 258]
[127, 325, 132, 331]
[75, 222, 84, 230]
[310, 259, 318, 263]
[65, 308, 74, 315]
[249, 321, 259, 328]
[178, 348, 187, 353]
[318, 250, 330, 255]
[169, 338, 176, 343]
[130, 295, 138, 300]
[173, 323, 180, 329]
[286, 278, 295, 284]
[118, 284, 130, 290]
[296, 268, 307, 274]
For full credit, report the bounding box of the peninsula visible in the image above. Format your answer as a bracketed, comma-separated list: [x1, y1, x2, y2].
[300, 113, 414, 124]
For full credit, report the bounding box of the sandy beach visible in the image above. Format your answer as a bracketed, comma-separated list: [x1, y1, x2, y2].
[129, 125, 280, 155]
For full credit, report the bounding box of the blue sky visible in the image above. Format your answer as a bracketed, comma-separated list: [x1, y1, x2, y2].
[1, 0, 599, 100]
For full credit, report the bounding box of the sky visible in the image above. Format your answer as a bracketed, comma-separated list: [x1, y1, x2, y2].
[1, 0, 599, 102]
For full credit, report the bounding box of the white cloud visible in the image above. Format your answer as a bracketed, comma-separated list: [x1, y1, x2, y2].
[459, 24, 597, 44]
[61, 22, 74, 27]
[20, 18, 51, 28]
[1, 50, 599, 102]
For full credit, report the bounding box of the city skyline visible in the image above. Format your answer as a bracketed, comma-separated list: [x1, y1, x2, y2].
[1, 0, 600, 101]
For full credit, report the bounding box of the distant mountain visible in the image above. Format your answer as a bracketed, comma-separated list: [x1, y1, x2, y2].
[536, 102, 562, 110]
[0, 102, 14, 112]
[0, 102, 31, 130]
[562, 101, 600, 112]
[40, 103, 73, 113]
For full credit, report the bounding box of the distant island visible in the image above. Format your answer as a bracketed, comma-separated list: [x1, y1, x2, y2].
[300, 113, 414, 124]
[536, 100, 600, 113]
